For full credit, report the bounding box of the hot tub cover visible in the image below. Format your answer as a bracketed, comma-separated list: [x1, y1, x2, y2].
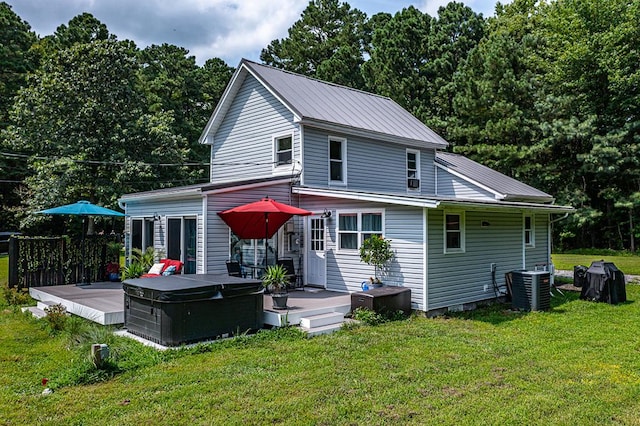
[123, 274, 263, 302]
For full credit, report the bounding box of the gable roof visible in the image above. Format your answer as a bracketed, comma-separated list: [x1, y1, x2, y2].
[435, 152, 554, 203]
[200, 59, 448, 149]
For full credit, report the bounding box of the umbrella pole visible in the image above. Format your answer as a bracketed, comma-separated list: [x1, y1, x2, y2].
[78, 216, 89, 286]
[265, 213, 269, 268]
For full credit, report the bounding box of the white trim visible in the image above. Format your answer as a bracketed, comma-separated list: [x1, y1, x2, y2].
[435, 162, 506, 200]
[524, 213, 535, 248]
[300, 125, 306, 186]
[292, 187, 440, 208]
[202, 196, 208, 274]
[202, 178, 293, 195]
[406, 148, 421, 193]
[328, 136, 347, 186]
[423, 208, 429, 312]
[272, 131, 295, 174]
[335, 209, 385, 253]
[443, 210, 465, 254]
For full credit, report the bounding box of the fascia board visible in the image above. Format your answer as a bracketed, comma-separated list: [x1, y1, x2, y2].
[292, 186, 440, 208]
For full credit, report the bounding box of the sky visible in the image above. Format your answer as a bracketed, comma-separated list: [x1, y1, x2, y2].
[7, 0, 510, 66]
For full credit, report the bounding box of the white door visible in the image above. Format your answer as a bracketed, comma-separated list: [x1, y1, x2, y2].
[306, 216, 326, 287]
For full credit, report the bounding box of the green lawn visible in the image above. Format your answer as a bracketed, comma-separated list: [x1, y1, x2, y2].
[0, 254, 7, 286]
[552, 253, 640, 275]
[2, 286, 640, 425]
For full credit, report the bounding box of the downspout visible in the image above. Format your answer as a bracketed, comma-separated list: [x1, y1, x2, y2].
[548, 213, 570, 282]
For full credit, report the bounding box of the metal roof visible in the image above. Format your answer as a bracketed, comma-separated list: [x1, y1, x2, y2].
[205, 59, 448, 148]
[435, 152, 554, 202]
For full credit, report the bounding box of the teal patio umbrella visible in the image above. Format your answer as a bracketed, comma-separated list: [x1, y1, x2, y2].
[37, 200, 125, 285]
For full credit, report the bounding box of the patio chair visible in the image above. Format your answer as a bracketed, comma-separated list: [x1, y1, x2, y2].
[226, 260, 243, 278]
[276, 258, 300, 289]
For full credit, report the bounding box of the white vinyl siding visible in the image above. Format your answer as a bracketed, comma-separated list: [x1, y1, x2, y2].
[436, 167, 497, 200]
[302, 127, 436, 194]
[205, 182, 293, 275]
[124, 197, 204, 273]
[210, 75, 299, 183]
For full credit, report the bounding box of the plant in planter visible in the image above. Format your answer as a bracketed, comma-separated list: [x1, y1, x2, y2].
[262, 264, 290, 310]
[359, 235, 393, 286]
[105, 262, 121, 282]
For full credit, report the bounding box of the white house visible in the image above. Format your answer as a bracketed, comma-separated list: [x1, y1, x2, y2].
[119, 59, 572, 315]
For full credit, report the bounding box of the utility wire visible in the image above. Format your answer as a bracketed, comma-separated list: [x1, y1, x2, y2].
[0, 151, 291, 168]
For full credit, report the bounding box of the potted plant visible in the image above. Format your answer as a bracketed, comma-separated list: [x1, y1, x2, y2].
[262, 264, 289, 310]
[105, 262, 121, 282]
[359, 235, 393, 287]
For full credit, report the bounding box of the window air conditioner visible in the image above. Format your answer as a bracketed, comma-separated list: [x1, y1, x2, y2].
[407, 178, 420, 189]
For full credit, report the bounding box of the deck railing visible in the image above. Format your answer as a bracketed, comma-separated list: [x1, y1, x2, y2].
[8, 235, 120, 290]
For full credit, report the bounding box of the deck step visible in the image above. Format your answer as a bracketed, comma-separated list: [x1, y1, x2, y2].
[21, 306, 47, 319]
[299, 312, 345, 329]
[302, 322, 345, 336]
[36, 300, 61, 311]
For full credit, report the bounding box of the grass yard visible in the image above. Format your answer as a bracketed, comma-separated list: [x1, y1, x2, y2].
[552, 252, 640, 276]
[2, 286, 640, 425]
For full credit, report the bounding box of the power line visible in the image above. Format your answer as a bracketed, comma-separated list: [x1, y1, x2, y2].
[0, 151, 293, 168]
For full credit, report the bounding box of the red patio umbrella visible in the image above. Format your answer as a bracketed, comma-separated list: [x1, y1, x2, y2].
[218, 197, 312, 266]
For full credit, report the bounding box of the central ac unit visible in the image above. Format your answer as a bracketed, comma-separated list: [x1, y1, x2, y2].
[510, 270, 550, 311]
[407, 178, 420, 189]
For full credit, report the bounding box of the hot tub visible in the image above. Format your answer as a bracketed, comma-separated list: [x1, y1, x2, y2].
[123, 274, 263, 346]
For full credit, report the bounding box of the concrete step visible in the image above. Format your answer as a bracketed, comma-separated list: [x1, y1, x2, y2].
[36, 300, 61, 311]
[302, 322, 344, 337]
[21, 306, 47, 319]
[299, 312, 345, 329]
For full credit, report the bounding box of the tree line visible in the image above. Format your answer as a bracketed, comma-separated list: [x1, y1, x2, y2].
[1, 0, 638, 250]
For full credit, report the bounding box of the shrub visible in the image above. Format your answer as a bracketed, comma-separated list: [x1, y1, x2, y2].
[44, 304, 68, 332]
[351, 307, 406, 326]
[1, 285, 32, 306]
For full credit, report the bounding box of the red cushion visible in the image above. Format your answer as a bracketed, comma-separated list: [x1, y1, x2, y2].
[159, 259, 183, 273]
[140, 273, 161, 278]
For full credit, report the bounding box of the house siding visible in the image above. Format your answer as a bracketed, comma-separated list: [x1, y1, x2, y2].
[210, 75, 299, 183]
[436, 167, 496, 200]
[298, 195, 426, 309]
[205, 182, 294, 274]
[302, 126, 436, 195]
[124, 197, 205, 273]
[427, 209, 525, 310]
[524, 213, 551, 270]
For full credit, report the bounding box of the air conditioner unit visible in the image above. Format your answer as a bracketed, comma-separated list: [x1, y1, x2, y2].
[510, 270, 550, 311]
[407, 178, 420, 189]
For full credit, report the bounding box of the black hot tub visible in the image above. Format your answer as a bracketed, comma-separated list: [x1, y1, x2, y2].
[123, 274, 263, 346]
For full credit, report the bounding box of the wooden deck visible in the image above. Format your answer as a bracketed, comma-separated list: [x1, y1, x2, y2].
[29, 283, 352, 327]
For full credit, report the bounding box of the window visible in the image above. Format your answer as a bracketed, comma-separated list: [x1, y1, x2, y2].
[407, 149, 420, 190]
[329, 137, 346, 183]
[167, 217, 197, 274]
[524, 215, 535, 247]
[444, 212, 465, 253]
[274, 135, 292, 166]
[131, 218, 154, 252]
[337, 211, 383, 250]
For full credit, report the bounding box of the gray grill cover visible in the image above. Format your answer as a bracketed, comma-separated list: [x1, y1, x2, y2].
[580, 261, 626, 304]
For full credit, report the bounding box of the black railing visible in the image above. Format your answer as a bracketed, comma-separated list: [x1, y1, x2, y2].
[8, 235, 120, 290]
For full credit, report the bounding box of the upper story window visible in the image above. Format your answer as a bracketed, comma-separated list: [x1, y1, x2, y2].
[524, 215, 535, 247]
[337, 210, 383, 250]
[444, 211, 465, 253]
[274, 134, 293, 167]
[329, 137, 346, 184]
[407, 149, 420, 190]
